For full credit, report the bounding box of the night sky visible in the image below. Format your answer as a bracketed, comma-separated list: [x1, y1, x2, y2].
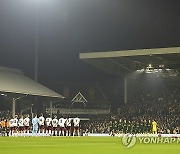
[0, 0, 180, 83]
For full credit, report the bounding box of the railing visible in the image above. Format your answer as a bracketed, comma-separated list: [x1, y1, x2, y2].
[46, 108, 110, 115]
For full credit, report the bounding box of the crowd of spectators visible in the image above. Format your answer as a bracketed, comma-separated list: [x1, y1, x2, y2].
[84, 87, 180, 134]
[0, 87, 179, 134]
[0, 110, 11, 119]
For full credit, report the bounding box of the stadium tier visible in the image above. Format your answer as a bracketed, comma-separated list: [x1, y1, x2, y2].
[0, 85, 179, 136]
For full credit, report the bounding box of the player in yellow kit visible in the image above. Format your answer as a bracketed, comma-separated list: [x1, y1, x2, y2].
[152, 120, 157, 134]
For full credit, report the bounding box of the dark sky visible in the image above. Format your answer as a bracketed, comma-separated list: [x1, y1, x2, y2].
[0, 0, 180, 83]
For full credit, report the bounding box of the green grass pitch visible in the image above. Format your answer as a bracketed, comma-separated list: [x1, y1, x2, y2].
[0, 137, 179, 154]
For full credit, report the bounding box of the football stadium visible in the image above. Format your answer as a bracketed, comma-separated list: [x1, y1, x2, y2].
[0, 1, 180, 154]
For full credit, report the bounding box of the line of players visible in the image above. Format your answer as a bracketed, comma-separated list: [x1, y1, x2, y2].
[7, 114, 80, 136]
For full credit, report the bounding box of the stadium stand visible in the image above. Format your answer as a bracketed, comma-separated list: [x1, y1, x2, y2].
[83, 87, 179, 134]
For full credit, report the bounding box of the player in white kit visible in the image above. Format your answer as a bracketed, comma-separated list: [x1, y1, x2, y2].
[58, 117, 67, 136]
[23, 114, 30, 135]
[18, 115, 24, 135]
[38, 114, 45, 134]
[9, 117, 14, 136]
[52, 115, 58, 136]
[66, 117, 72, 136]
[13, 115, 18, 130]
[45, 115, 52, 135]
[73, 117, 80, 136]
[13, 115, 18, 136]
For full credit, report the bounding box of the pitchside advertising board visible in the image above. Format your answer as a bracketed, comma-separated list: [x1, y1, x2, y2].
[86, 133, 180, 138]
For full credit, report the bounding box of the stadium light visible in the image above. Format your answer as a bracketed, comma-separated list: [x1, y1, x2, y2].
[0, 93, 7, 96]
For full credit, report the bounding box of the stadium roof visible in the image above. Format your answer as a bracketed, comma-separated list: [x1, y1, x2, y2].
[0, 66, 65, 98]
[80, 47, 180, 78]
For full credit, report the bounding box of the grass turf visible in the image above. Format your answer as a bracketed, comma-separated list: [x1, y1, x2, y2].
[0, 137, 179, 154]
